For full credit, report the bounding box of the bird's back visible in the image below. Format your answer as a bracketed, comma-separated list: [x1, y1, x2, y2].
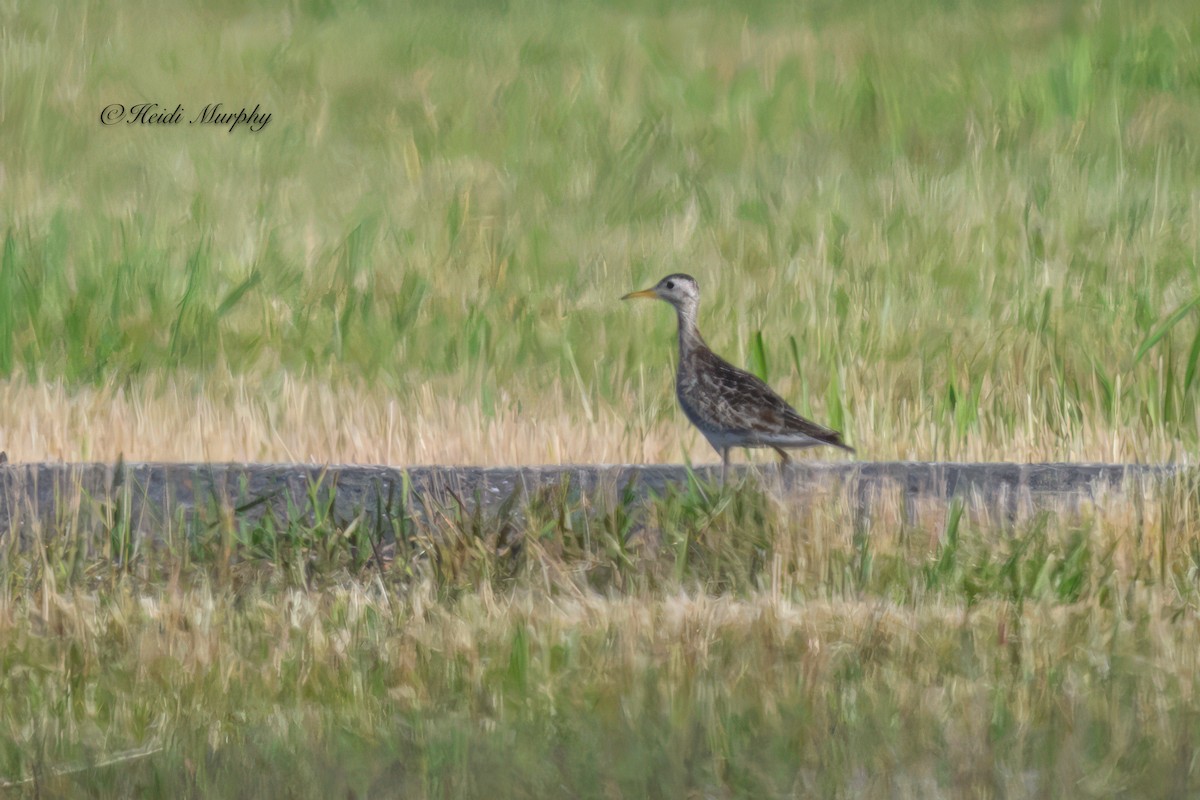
[676, 345, 852, 451]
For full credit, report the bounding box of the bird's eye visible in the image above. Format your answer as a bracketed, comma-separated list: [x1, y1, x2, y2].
[665, 280, 675, 289]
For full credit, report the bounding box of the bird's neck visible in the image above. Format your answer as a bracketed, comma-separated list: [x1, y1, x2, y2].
[674, 303, 706, 357]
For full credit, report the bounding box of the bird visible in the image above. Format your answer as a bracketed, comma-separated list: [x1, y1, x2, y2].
[623, 273, 853, 483]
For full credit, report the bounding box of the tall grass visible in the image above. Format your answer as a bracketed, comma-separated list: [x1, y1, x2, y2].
[4, 476, 1200, 796]
[2, 0, 1200, 462]
[7, 3, 1200, 794]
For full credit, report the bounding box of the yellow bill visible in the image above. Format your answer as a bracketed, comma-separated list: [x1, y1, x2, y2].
[621, 288, 657, 300]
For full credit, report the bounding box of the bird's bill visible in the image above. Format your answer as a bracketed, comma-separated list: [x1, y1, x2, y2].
[621, 288, 657, 301]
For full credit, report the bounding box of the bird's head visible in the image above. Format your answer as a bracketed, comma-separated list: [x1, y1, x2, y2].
[622, 273, 700, 313]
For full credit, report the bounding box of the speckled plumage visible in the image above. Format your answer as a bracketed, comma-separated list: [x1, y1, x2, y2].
[624, 273, 853, 481]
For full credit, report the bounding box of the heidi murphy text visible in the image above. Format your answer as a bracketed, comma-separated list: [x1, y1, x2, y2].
[100, 103, 271, 132]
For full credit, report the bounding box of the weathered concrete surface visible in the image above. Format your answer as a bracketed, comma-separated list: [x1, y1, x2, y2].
[0, 462, 1190, 538]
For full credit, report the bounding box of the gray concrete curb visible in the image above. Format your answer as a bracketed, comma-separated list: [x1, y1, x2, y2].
[0, 462, 1190, 538]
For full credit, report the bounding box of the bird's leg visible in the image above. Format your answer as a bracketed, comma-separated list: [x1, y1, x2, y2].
[772, 446, 791, 466]
[721, 447, 729, 486]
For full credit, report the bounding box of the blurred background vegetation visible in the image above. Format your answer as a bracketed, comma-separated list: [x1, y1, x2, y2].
[2, 0, 1199, 458]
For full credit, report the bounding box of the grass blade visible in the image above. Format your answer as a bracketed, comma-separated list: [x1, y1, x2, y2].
[1133, 295, 1200, 365]
[749, 330, 768, 383]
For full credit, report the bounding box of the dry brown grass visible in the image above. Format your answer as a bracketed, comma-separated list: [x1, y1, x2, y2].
[1, 375, 1194, 466]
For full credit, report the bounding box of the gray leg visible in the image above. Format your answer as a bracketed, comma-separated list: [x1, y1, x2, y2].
[721, 447, 730, 485]
[772, 446, 791, 466]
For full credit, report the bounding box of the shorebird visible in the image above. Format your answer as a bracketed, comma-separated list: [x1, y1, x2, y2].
[623, 273, 853, 482]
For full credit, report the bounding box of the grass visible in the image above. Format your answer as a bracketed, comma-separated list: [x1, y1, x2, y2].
[6, 0, 1200, 795]
[4, 474, 1200, 796]
[2, 0, 1200, 463]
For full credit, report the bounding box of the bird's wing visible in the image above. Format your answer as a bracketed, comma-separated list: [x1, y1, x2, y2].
[697, 350, 853, 450]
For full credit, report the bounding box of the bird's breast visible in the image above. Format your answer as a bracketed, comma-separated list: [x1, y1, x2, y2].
[675, 363, 714, 430]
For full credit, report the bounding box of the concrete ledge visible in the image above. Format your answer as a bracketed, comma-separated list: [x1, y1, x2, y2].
[0, 462, 1190, 538]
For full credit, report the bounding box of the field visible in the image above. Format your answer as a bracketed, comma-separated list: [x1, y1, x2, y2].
[4, 0, 1200, 795]
[5, 473, 1200, 797]
[3, 0, 1200, 463]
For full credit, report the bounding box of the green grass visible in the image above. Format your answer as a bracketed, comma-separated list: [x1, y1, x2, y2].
[4, 475, 1200, 796]
[7, 0, 1200, 795]
[3, 0, 1200, 459]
